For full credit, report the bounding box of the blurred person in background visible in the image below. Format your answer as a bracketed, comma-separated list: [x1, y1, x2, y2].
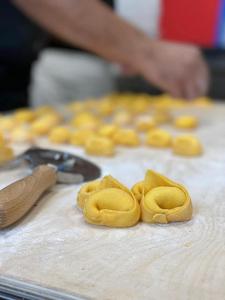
[0, 0, 212, 110]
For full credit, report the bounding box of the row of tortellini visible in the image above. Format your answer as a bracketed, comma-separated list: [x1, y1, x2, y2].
[77, 170, 192, 227]
[0, 118, 202, 157]
[68, 93, 212, 117]
[48, 126, 202, 157]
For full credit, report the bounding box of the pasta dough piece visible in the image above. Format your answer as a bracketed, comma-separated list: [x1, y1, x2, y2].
[77, 180, 100, 209]
[0, 146, 14, 164]
[85, 136, 115, 156]
[174, 115, 198, 129]
[83, 176, 140, 227]
[98, 100, 114, 116]
[112, 111, 132, 126]
[153, 109, 172, 125]
[141, 170, 192, 224]
[146, 129, 172, 148]
[136, 118, 156, 132]
[173, 135, 203, 156]
[131, 181, 144, 203]
[31, 114, 60, 135]
[113, 129, 140, 147]
[70, 129, 94, 146]
[48, 127, 71, 144]
[129, 97, 150, 114]
[193, 96, 213, 107]
[10, 126, 34, 143]
[71, 112, 100, 129]
[14, 109, 35, 123]
[98, 124, 118, 138]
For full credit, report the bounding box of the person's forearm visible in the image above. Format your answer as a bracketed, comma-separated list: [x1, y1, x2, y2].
[13, 0, 149, 70]
[13, 0, 209, 98]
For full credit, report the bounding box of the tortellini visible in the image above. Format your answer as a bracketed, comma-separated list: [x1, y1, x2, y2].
[70, 129, 94, 146]
[31, 114, 60, 135]
[141, 170, 192, 224]
[98, 124, 118, 138]
[82, 176, 140, 227]
[85, 136, 115, 156]
[10, 126, 34, 143]
[153, 109, 172, 125]
[112, 111, 132, 126]
[14, 108, 35, 123]
[71, 112, 100, 129]
[174, 115, 198, 129]
[135, 118, 156, 132]
[173, 135, 203, 156]
[48, 126, 71, 144]
[113, 129, 140, 147]
[146, 129, 172, 148]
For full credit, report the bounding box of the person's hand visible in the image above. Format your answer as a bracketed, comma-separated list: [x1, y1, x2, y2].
[137, 41, 209, 99]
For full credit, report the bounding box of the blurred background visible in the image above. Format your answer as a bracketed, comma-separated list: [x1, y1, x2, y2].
[1, 0, 225, 111]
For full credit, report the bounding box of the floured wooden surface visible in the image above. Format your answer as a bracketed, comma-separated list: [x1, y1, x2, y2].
[1, 104, 225, 300]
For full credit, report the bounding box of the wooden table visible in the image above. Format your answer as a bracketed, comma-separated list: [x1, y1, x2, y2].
[0, 103, 225, 300]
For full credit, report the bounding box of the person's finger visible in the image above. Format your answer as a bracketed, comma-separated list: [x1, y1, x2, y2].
[183, 79, 199, 99]
[157, 70, 184, 98]
[195, 61, 210, 96]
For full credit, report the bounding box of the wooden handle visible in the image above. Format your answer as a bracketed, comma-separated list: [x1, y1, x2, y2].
[0, 165, 57, 229]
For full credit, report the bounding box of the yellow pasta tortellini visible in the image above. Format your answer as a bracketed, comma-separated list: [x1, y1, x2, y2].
[153, 109, 172, 125]
[69, 129, 94, 146]
[77, 180, 100, 209]
[14, 108, 35, 123]
[82, 176, 140, 227]
[71, 112, 100, 129]
[0, 146, 14, 164]
[113, 129, 140, 147]
[174, 115, 198, 129]
[97, 100, 114, 116]
[10, 126, 34, 143]
[112, 111, 132, 126]
[146, 129, 172, 148]
[98, 124, 118, 138]
[193, 96, 213, 107]
[31, 114, 61, 135]
[129, 97, 150, 114]
[141, 170, 192, 224]
[48, 126, 71, 144]
[85, 136, 115, 156]
[173, 135, 203, 156]
[135, 118, 156, 132]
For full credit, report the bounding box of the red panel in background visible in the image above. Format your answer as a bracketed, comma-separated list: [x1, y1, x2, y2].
[160, 0, 220, 47]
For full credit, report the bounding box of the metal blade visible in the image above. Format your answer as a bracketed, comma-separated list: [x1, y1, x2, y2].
[57, 171, 84, 184]
[23, 148, 101, 182]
